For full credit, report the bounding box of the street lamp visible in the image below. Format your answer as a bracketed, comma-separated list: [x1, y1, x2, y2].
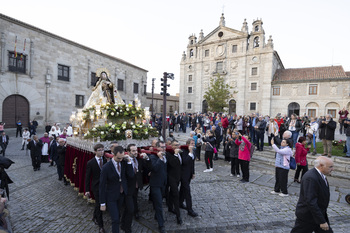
[151, 78, 156, 117]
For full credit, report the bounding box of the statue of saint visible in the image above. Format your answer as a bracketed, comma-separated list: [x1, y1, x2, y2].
[83, 68, 124, 109]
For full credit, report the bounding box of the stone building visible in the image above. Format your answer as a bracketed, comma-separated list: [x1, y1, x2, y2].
[0, 13, 148, 128]
[179, 14, 350, 119]
[180, 14, 283, 115]
[145, 93, 179, 115]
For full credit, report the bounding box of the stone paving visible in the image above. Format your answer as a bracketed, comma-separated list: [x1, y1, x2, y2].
[3, 130, 350, 233]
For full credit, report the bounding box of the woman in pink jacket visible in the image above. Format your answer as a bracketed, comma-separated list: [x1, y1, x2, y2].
[294, 137, 310, 183]
[235, 133, 252, 183]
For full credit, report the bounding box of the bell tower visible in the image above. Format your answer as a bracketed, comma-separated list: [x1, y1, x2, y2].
[249, 18, 265, 49]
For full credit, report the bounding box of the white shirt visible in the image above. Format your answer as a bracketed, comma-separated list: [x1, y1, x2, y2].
[315, 167, 328, 186]
[188, 152, 195, 160]
[95, 156, 103, 169]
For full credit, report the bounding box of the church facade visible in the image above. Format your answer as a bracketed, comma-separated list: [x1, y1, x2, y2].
[0, 13, 148, 128]
[179, 14, 350, 119]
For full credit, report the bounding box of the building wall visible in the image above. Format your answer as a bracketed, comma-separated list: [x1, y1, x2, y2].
[271, 80, 350, 119]
[145, 93, 179, 115]
[179, 18, 282, 115]
[0, 14, 148, 127]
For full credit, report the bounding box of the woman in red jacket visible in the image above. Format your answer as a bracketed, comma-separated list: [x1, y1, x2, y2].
[294, 137, 310, 183]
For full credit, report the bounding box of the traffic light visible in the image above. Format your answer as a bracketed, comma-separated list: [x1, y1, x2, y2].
[160, 72, 170, 96]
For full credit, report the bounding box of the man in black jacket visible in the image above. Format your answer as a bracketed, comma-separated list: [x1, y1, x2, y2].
[166, 140, 183, 225]
[27, 135, 42, 171]
[56, 138, 68, 185]
[0, 132, 9, 157]
[291, 156, 334, 233]
[179, 139, 198, 217]
[85, 143, 106, 233]
[121, 144, 151, 233]
[319, 114, 337, 157]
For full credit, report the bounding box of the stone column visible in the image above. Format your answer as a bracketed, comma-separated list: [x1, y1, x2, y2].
[29, 41, 34, 78]
[87, 59, 91, 88]
[0, 32, 6, 74]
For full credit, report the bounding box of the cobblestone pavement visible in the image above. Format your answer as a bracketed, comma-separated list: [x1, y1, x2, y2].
[4, 130, 350, 233]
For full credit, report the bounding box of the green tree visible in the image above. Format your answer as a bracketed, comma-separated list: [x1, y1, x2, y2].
[203, 75, 232, 112]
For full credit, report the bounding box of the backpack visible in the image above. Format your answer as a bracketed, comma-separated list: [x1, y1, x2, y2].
[249, 143, 255, 158]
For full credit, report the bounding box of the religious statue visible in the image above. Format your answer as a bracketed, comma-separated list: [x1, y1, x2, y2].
[83, 68, 124, 109]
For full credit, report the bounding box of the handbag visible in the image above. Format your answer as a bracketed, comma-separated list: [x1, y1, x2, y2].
[289, 156, 296, 170]
[207, 142, 217, 153]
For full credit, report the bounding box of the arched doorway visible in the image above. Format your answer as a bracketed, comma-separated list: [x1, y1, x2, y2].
[2, 95, 29, 128]
[202, 100, 208, 113]
[229, 99, 236, 115]
[288, 102, 300, 117]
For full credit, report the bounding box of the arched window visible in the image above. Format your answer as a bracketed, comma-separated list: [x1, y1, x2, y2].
[255, 25, 259, 32]
[288, 102, 300, 117]
[190, 49, 194, 57]
[253, 37, 259, 48]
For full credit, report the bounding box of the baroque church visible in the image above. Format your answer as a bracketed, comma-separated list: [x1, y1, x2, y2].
[179, 14, 350, 119]
[0, 13, 148, 128]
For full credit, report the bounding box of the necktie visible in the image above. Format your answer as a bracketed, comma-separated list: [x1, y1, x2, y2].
[133, 158, 138, 174]
[324, 176, 328, 187]
[177, 154, 182, 164]
[99, 158, 103, 169]
[117, 162, 123, 193]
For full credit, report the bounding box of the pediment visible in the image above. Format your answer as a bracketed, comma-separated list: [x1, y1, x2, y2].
[199, 26, 247, 45]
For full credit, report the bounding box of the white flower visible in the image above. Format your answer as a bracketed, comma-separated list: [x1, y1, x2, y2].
[139, 125, 142, 128]
[139, 114, 142, 117]
[106, 106, 109, 109]
[130, 122, 133, 125]
[92, 128, 97, 131]
[100, 131, 104, 135]
[123, 126, 126, 129]
[132, 125, 136, 129]
[123, 122, 127, 124]
[145, 132, 148, 135]
[116, 112, 119, 115]
[112, 125, 115, 129]
[109, 122, 112, 126]
[120, 110, 123, 112]
[149, 126, 153, 129]
[117, 130, 120, 133]
[126, 108, 130, 111]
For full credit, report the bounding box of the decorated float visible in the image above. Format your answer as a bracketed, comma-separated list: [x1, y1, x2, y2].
[64, 68, 158, 198]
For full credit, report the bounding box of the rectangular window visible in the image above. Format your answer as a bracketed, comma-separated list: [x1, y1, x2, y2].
[272, 86, 280, 96]
[58, 64, 70, 81]
[250, 102, 256, 111]
[144, 85, 147, 95]
[188, 87, 193, 94]
[75, 95, 84, 107]
[205, 49, 209, 57]
[328, 109, 336, 118]
[251, 67, 258, 75]
[117, 79, 124, 91]
[187, 102, 192, 109]
[309, 84, 317, 95]
[169, 105, 174, 113]
[216, 62, 223, 72]
[188, 75, 193, 82]
[91, 72, 98, 86]
[160, 105, 163, 113]
[308, 109, 316, 118]
[133, 83, 139, 94]
[232, 45, 237, 53]
[251, 82, 257, 91]
[8, 52, 26, 73]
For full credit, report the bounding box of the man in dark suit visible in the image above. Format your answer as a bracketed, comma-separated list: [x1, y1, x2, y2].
[0, 132, 9, 157]
[291, 156, 334, 233]
[121, 144, 151, 233]
[48, 136, 58, 167]
[179, 138, 198, 217]
[27, 135, 43, 171]
[99, 146, 134, 233]
[85, 143, 106, 233]
[56, 138, 68, 185]
[166, 140, 183, 225]
[149, 141, 167, 233]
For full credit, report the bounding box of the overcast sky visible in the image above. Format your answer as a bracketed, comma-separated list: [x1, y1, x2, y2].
[2, 0, 350, 95]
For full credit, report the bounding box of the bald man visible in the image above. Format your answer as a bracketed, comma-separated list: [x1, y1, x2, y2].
[291, 156, 334, 233]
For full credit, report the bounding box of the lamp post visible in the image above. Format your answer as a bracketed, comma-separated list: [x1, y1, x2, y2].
[160, 73, 174, 140]
[151, 78, 155, 117]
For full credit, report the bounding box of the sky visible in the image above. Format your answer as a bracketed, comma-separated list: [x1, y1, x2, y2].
[1, 0, 350, 95]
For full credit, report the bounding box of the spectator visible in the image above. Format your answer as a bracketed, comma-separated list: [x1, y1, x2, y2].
[319, 114, 336, 157]
[16, 120, 22, 138]
[338, 107, 349, 135]
[227, 131, 240, 177]
[308, 117, 319, 155]
[0, 132, 9, 157]
[286, 114, 302, 148]
[0, 122, 5, 134]
[202, 130, 216, 172]
[270, 137, 293, 197]
[21, 128, 30, 150]
[294, 137, 310, 183]
[255, 116, 267, 151]
[266, 117, 279, 147]
[275, 115, 285, 139]
[27, 135, 43, 171]
[195, 129, 203, 161]
[344, 117, 350, 157]
[235, 133, 251, 183]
